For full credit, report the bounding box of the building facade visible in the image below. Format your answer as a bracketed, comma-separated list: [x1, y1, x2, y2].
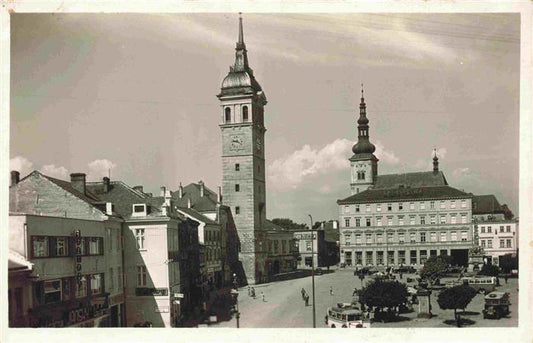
[337, 91, 474, 269]
[264, 220, 299, 276]
[217, 16, 268, 285]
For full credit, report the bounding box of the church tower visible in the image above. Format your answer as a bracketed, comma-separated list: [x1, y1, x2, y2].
[350, 85, 378, 194]
[218, 14, 267, 285]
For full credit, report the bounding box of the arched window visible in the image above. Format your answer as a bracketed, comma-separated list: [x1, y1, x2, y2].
[242, 106, 249, 122]
[225, 107, 231, 123]
[361, 172, 365, 180]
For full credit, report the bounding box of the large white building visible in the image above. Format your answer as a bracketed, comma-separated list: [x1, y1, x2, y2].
[337, 89, 474, 268]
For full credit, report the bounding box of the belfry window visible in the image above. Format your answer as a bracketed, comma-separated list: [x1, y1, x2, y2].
[225, 108, 231, 123]
[242, 106, 249, 122]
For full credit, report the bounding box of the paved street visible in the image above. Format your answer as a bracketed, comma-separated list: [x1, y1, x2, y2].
[212, 269, 518, 328]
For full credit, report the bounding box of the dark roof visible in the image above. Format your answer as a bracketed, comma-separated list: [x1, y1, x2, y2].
[472, 195, 504, 215]
[373, 171, 448, 189]
[43, 173, 101, 204]
[177, 207, 218, 225]
[171, 183, 219, 212]
[338, 185, 471, 205]
[86, 181, 149, 217]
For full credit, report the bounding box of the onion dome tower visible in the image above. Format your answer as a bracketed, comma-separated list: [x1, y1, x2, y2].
[349, 84, 379, 194]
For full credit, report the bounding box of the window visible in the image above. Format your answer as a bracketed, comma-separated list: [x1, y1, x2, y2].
[235, 184, 240, 192]
[398, 216, 404, 226]
[355, 205, 360, 212]
[387, 204, 392, 211]
[451, 231, 457, 241]
[440, 215, 446, 224]
[430, 201, 435, 209]
[420, 202, 426, 210]
[398, 251, 406, 264]
[135, 229, 145, 250]
[118, 267, 123, 289]
[461, 231, 468, 241]
[487, 239, 492, 248]
[366, 205, 371, 212]
[106, 228, 112, 251]
[506, 225, 511, 232]
[387, 232, 394, 243]
[355, 234, 362, 245]
[366, 218, 371, 227]
[481, 240, 486, 248]
[225, 107, 231, 123]
[109, 268, 114, 292]
[451, 200, 456, 209]
[55, 237, 69, 257]
[420, 250, 428, 264]
[345, 218, 350, 227]
[410, 251, 417, 265]
[376, 234, 383, 244]
[387, 217, 393, 226]
[355, 252, 363, 265]
[345, 237, 351, 246]
[32, 236, 49, 258]
[376, 251, 384, 265]
[90, 274, 103, 295]
[306, 241, 312, 251]
[506, 239, 512, 248]
[409, 216, 415, 225]
[420, 216, 426, 225]
[499, 240, 505, 248]
[137, 266, 147, 287]
[500, 226, 504, 233]
[398, 233, 405, 243]
[430, 216, 436, 225]
[430, 232, 437, 242]
[410, 232, 416, 243]
[481, 226, 485, 233]
[235, 206, 240, 215]
[487, 226, 492, 233]
[461, 214, 467, 224]
[377, 217, 382, 226]
[440, 201, 445, 209]
[461, 200, 466, 208]
[376, 204, 381, 212]
[366, 234, 372, 244]
[355, 218, 361, 227]
[420, 232, 426, 242]
[44, 279, 62, 304]
[409, 202, 415, 210]
[76, 276, 87, 298]
[440, 232, 447, 242]
[344, 205, 350, 213]
[451, 215, 457, 224]
[366, 252, 373, 265]
[133, 204, 146, 213]
[235, 163, 240, 171]
[88, 237, 103, 255]
[242, 106, 248, 121]
[399, 203, 403, 211]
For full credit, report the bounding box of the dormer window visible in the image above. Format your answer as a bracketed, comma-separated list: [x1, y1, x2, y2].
[132, 204, 147, 216]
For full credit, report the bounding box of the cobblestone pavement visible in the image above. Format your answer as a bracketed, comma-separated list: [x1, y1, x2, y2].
[212, 268, 518, 328]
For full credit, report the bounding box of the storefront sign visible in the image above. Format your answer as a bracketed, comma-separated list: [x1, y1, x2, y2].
[73, 230, 82, 286]
[135, 287, 169, 296]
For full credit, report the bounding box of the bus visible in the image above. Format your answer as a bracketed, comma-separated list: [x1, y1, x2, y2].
[461, 276, 497, 294]
[325, 303, 371, 328]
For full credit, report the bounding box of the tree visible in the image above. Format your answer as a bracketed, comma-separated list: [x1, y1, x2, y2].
[498, 253, 518, 274]
[501, 204, 514, 220]
[420, 255, 452, 283]
[437, 285, 477, 327]
[271, 218, 307, 231]
[359, 279, 408, 322]
[478, 264, 500, 276]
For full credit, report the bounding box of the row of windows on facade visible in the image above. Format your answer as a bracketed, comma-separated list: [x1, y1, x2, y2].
[480, 225, 513, 234]
[234, 163, 261, 173]
[480, 239, 513, 249]
[343, 213, 469, 227]
[32, 273, 111, 307]
[344, 250, 446, 266]
[225, 106, 249, 123]
[31, 236, 108, 258]
[268, 239, 295, 254]
[342, 231, 470, 245]
[344, 200, 468, 214]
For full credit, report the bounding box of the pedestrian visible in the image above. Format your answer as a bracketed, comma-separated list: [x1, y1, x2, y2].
[261, 292, 265, 302]
[399, 271, 403, 280]
[330, 286, 333, 296]
[301, 288, 306, 300]
[352, 287, 358, 297]
[504, 274, 509, 284]
[251, 287, 256, 298]
[305, 294, 309, 306]
[248, 286, 251, 297]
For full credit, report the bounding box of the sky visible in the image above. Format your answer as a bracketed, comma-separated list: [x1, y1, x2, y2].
[9, 13, 520, 225]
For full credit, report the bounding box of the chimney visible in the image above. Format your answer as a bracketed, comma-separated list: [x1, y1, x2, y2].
[217, 186, 222, 203]
[199, 181, 204, 197]
[162, 205, 168, 216]
[103, 177, 110, 193]
[187, 198, 191, 208]
[160, 186, 166, 197]
[10, 170, 20, 186]
[70, 173, 86, 195]
[333, 220, 338, 229]
[178, 182, 183, 198]
[105, 202, 113, 215]
[133, 185, 144, 193]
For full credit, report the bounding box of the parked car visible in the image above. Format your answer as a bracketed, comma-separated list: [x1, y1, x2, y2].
[393, 266, 416, 274]
[314, 268, 324, 275]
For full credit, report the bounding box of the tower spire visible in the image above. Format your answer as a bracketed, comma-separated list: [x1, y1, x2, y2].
[238, 12, 244, 48]
[352, 84, 375, 155]
[433, 148, 439, 172]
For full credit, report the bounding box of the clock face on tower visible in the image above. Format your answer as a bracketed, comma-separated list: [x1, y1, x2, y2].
[230, 135, 244, 151]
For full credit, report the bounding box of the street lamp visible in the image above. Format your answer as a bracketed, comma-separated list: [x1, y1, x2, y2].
[308, 214, 316, 328]
[231, 289, 240, 328]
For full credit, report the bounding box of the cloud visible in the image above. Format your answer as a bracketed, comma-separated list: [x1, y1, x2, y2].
[87, 159, 116, 181]
[41, 164, 69, 179]
[434, 147, 447, 159]
[268, 138, 398, 190]
[9, 156, 33, 176]
[452, 167, 471, 179]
